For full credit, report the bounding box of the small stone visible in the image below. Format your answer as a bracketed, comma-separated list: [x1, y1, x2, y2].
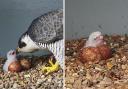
[47, 78, 52, 82]
[120, 36, 125, 41]
[41, 75, 45, 78]
[125, 69, 128, 74]
[66, 88, 71, 89]
[71, 58, 75, 61]
[122, 64, 127, 70]
[31, 86, 36, 89]
[70, 78, 75, 83]
[95, 66, 103, 71]
[66, 48, 70, 50]
[87, 80, 94, 87]
[5, 83, 9, 88]
[37, 79, 43, 84]
[66, 84, 72, 89]
[72, 73, 78, 77]
[82, 80, 88, 85]
[24, 74, 30, 78]
[100, 77, 112, 85]
[86, 71, 92, 80]
[73, 79, 82, 89]
[107, 62, 113, 70]
[13, 83, 18, 88]
[122, 56, 127, 61]
[0, 84, 3, 89]
[66, 77, 75, 83]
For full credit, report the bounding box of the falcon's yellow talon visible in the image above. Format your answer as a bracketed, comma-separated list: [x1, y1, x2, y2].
[49, 59, 54, 66]
[42, 59, 59, 74]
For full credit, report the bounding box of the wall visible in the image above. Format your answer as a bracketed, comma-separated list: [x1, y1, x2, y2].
[66, 0, 128, 40]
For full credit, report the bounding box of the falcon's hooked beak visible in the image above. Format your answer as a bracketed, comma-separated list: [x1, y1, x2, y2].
[16, 47, 20, 54]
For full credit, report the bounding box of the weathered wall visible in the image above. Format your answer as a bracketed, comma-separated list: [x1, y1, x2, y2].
[66, 0, 128, 39]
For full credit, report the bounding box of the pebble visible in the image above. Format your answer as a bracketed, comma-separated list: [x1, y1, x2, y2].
[31, 86, 36, 89]
[125, 69, 128, 74]
[0, 84, 4, 89]
[66, 88, 71, 89]
[99, 77, 112, 85]
[122, 64, 127, 70]
[82, 80, 88, 85]
[72, 73, 78, 77]
[73, 79, 82, 89]
[70, 77, 75, 83]
[122, 56, 127, 61]
[47, 78, 52, 82]
[13, 83, 18, 88]
[66, 77, 75, 84]
[120, 37, 125, 41]
[41, 75, 45, 78]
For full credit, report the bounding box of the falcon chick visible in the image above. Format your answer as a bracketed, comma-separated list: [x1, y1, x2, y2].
[16, 9, 63, 74]
[85, 31, 105, 47]
[80, 31, 111, 63]
[3, 50, 22, 72]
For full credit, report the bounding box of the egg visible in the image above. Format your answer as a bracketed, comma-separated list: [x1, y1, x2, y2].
[98, 45, 111, 60]
[8, 61, 22, 72]
[80, 45, 111, 63]
[20, 59, 31, 70]
[80, 47, 102, 63]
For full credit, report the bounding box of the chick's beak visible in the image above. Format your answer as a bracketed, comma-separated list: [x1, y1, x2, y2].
[100, 35, 103, 39]
[96, 35, 103, 40]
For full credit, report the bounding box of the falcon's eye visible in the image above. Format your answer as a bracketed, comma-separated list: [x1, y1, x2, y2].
[19, 42, 26, 48]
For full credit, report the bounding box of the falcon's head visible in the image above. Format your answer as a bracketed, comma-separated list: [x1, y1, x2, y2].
[16, 34, 39, 53]
[85, 31, 105, 47]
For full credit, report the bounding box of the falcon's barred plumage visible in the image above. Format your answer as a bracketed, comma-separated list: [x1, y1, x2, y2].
[16, 9, 64, 74]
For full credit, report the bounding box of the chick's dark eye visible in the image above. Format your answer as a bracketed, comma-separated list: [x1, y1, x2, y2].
[19, 42, 26, 48]
[94, 37, 97, 40]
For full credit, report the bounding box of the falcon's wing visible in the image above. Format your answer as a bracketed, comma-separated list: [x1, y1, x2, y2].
[27, 9, 63, 44]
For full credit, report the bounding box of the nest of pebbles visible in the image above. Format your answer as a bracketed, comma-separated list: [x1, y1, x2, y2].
[0, 55, 63, 89]
[65, 34, 128, 89]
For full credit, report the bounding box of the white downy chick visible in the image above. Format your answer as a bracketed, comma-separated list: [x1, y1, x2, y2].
[85, 31, 106, 47]
[3, 50, 17, 72]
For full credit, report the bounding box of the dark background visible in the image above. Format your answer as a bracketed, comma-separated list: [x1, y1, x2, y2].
[0, 0, 63, 56]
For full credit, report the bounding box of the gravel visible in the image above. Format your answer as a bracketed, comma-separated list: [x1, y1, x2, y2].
[0, 55, 63, 89]
[65, 34, 128, 89]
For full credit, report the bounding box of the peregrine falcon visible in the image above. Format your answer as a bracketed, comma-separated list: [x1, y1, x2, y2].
[16, 9, 64, 74]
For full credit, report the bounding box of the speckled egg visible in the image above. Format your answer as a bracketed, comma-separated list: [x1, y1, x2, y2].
[80, 47, 102, 63]
[8, 61, 22, 72]
[20, 59, 31, 70]
[80, 45, 111, 63]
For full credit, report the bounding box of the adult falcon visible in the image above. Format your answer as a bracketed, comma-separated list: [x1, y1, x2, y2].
[16, 9, 64, 74]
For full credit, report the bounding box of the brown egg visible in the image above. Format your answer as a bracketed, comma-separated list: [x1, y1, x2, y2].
[80, 47, 102, 63]
[20, 59, 31, 70]
[98, 45, 111, 60]
[8, 61, 22, 72]
[80, 45, 111, 63]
